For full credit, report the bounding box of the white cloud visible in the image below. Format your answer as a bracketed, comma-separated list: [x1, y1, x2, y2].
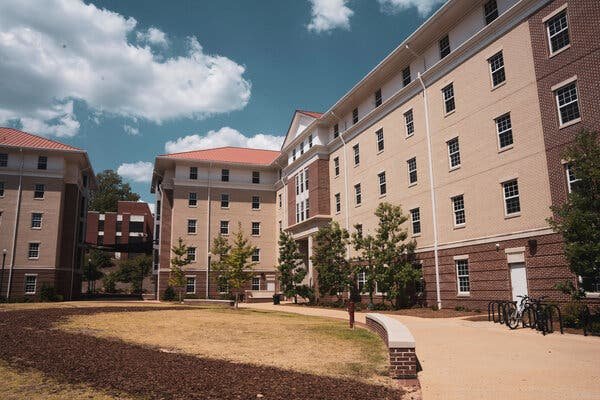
[377, 0, 445, 17]
[164, 127, 284, 154]
[117, 161, 153, 183]
[0, 0, 251, 137]
[307, 0, 353, 33]
[123, 124, 140, 136]
[136, 27, 168, 47]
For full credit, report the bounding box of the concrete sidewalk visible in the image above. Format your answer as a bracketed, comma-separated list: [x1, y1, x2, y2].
[240, 302, 600, 400]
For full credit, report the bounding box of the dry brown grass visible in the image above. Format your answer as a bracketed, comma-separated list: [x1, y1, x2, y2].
[59, 307, 392, 386]
[0, 361, 136, 400]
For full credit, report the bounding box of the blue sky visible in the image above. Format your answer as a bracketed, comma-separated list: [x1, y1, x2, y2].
[0, 0, 445, 204]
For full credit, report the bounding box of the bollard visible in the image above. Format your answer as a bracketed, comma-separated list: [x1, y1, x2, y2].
[347, 301, 355, 329]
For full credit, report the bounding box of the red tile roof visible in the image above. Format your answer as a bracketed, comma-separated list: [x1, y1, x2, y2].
[160, 146, 281, 166]
[0, 127, 82, 151]
[297, 110, 323, 119]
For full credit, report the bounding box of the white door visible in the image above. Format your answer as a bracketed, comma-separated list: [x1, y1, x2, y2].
[267, 282, 275, 292]
[509, 262, 528, 302]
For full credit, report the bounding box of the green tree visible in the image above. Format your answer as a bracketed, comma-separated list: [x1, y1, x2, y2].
[311, 221, 350, 302]
[116, 254, 153, 293]
[277, 231, 308, 302]
[83, 249, 113, 293]
[89, 169, 140, 212]
[169, 237, 191, 302]
[211, 224, 256, 308]
[351, 225, 378, 306]
[548, 130, 600, 294]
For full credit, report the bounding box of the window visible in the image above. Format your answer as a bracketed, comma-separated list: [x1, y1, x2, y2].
[221, 193, 230, 208]
[278, 194, 282, 207]
[402, 66, 411, 87]
[355, 224, 363, 237]
[580, 275, 600, 294]
[333, 123, 339, 138]
[452, 195, 466, 226]
[300, 141, 304, 155]
[442, 83, 455, 114]
[220, 220, 229, 235]
[97, 235, 104, 246]
[25, 275, 37, 294]
[489, 51, 505, 87]
[565, 163, 580, 193]
[34, 184, 45, 199]
[407, 157, 417, 185]
[188, 192, 197, 207]
[252, 196, 260, 210]
[546, 10, 570, 54]
[187, 219, 197, 234]
[503, 179, 521, 215]
[295, 175, 300, 195]
[375, 89, 382, 107]
[187, 247, 196, 262]
[495, 114, 513, 149]
[447, 138, 461, 169]
[354, 183, 362, 205]
[439, 35, 450, 59]
[252, 171, 260, 184]
[0, 182, 4, 197]
[333, 157, 340, 177]
[353, 144, 360, 166]
[304, 169, 309, 191]
[37, 156, 48, 170]
[279, 220, 282, 232]
[378, 172, 387, 196]
[484, 0, 498, 25]
[335, 193, 341, 213]
[309, 134, 314, 148]
[555, 81, 580, 126]
[352, 108, 358, 124]
[156, 200, 161, 221]
[410, 208, 421, 235]
[31, 213, 43, 229]
[186, 277, 196, 294]
[252, 248, 260, 262]
[357, 271, 366, 292]
[404, 109, 414, 136]
[456, 259, 470, 294]
[189, 167, 198, 180]
[292, 148, 296, 161]
[155, 225, 159, 241]
[300, 201, 305, 221]
[252, 277, 260, 290]
[28, 243, 40, 259]
[0, 153, 7, 167]
[221, 169, 229, 182]
[375, 129, 384, 152]
[296, 202, 300, 223]
[252, 222, 260, 236]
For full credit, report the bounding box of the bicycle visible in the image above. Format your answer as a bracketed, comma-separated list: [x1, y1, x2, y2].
[507, 295, 534, 329]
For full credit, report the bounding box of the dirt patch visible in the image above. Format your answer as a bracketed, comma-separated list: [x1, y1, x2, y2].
[0, 306, 403, 400]
[291, 303, 480, 319]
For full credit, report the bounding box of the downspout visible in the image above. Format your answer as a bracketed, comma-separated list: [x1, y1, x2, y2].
[205, 162, 212, 299]
[417, 72, 442, 310]
[7, 149, 24, 299]
[69, 186, 80, 301]
[331, 111, 350, 234]
[156, 183, 163, 300]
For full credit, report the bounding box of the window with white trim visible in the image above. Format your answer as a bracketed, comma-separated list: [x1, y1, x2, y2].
[25, 275, 37, 294]
[484, 0, 498, 25]
[333, 123, 339, 138]
[252, 248, 260, 262]
[189, 167, 198, 180]
[488, 51, 505, 87]
[353, 144, 360, 165]
[188, 192, 197, 207]
[407, 157, 417, 184]
[374, 89, 382, 107]
[221, 193, 229, 208]
[456, 259, 470, 294]
[410, 208, 421, 235]
[305, 198, 310, 219]
[565, 163, 580, 193]
[333, 157, 340, 177]
[442, 83, 455, 114]
[555, 81, 580, 126]
[546, 10, 570, 54]
[335, 193, 341, 213]
[292, 148, 296, 161]
[357, 271, 366, 292]
[503, 179, 521, 215]
[221, 169, 229, 182]
[352, 108, 358, 124]
[309, 134, 314, 148]
[495, 114, 513, 149]
[439, 35, 450, 59]
[580, 274, 600, 294]
[28, 242, 40, 259]
[186, 277, 196, 294]
[34, 184, 45, 199]
[252, 196, 260, 210]
[220, 220, 229, 235]
[187, 219, 197, 234]
[402, 66, 411, 87]
[404, 109, 414, 137]
[0, 153, 7, 167]
[252, 221, 260, 236]
[452, 195, 466, 226]
[252, 171, 260, 184]
[447, 137, 461, 169]
[252, 276, 260, 290]
[187, 247, 196, 262]
[37, 156, 48, 170]
[376, 129, 384, 152]
[31, 213, 43, 229]
[354, 183, 362, 205]
[378, 172, 386, 196]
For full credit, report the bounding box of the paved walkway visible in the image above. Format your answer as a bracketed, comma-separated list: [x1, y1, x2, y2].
[240, 302, 600, 400]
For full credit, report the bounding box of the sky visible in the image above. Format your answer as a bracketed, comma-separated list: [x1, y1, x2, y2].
[0, 0, 446, 204]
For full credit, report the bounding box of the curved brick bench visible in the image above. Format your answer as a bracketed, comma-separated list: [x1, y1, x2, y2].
[365, 313, 417, 379]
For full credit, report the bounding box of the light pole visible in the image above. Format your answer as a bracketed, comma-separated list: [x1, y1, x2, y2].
[1, 249, 7, 300]
[207, 252, 212, 299]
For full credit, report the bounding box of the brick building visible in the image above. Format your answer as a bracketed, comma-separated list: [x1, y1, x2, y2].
[0, 128, 95, 300]
[152, 0, 599, 308]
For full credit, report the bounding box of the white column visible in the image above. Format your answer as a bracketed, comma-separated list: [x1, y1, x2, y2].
[307, 235, 314, 288]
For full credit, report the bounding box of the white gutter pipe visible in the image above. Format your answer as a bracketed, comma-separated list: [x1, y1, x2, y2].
[206, 163, 212, 299]
[7, 149, 24, 299]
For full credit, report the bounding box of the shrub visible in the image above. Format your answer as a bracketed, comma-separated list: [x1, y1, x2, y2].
[162, 286, 176, 301]
[562, 301, 587, 328]
[371, 302, 392, 311]
[40, 284, 62, 302]
[103, 273, 118, 293]
[454, 305, 466, 312]
[431, 304, 439, 311]
[295, 285, 315, 303]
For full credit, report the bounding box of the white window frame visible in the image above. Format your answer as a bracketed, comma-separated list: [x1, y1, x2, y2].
[31, 212, 43, 229]
[187, 247, 196, 262]
[554, 79, 580, 128]
[544, 6, 570, 56]
[455, 257, 470, 295]
[28, 242, 40, 260]
[353, 144, 360, 166]
[252, 248, 260, 262]
[484, 0, 498, 25]
[33, 184, 45, 199]
[442, 83, 455, 115]
[251, 221, 260, 236]
[410, 208, 421, 236]
[565, 163, 580, 193]
[404, 109, 414, 137]
[357, 271, 366, 292]
[188, 192, 197, 207]
[375, 129, 384, 153]
[187, 219, 197, 234]
[447, 137, 461, 170]
[221, 193, 230, 209]
[452, 195, 466, 227]
[252, 276, 260, 291]
[502, 179, 521, 217]
[407, 157, 417, 185]
[335, 193, 341, 213]
[488, 51, 505, 88]
[186, 276, 196, 294]
[24, 274, 37, 294]
[252, 195, 260, 210]
[333, 157, 340, 177]
[495, 113, 513, 150]
[378, 171, 387, 196]
[220, 220, 229, 235]
[354, 183, 362, 206]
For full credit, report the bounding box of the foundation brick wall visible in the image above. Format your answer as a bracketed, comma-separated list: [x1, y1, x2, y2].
[366, 316, 417, 379]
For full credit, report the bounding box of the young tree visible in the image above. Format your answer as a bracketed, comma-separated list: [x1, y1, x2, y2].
[83, 249, 113, 293]
[311, 221, 350, 302]
[89, 169, 140, 212]
[277, 231, 308, 302]
[548, 129, 600, 294]
[211, 224, 256, 308]
[351, 225, 378, 306]
[169, 237, 191, 302]
[116, 254, 153, 293]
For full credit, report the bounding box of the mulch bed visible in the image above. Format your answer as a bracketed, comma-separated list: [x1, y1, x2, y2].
[0, 306, 403, 400]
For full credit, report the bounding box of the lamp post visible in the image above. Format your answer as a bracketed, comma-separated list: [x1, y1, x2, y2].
[206, 252, 212, 299]
[1, 249, 7, 300]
